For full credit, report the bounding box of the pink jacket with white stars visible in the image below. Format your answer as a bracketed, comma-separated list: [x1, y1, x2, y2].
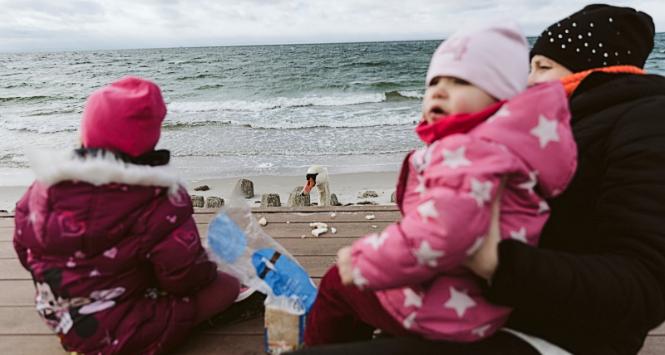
[350, 81, 577, 342]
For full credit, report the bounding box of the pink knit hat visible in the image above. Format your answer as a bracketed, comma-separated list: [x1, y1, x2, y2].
[80, 76, 167, 157]
[426, 22, 529, 100]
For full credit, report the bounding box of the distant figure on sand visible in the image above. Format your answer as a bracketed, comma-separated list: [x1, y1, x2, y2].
[301, 22, 577, 347]
[12, 76, 254, 354]
[302, 165, 333, 206]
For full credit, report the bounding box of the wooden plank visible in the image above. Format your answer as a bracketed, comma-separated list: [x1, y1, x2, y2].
[640, 336, 665, 355]
[0, 306, 265, 336]
[0, 205, 398, 226]
[0, 222, 389, 242]
[1, 237, 358, 261]
[195, 210, 400, 224]
[204, 205, 398, 213]
[0, 280, 35, 306]
[0, 241, 16, 258]
[0, 307, 51, 335]
[0, 312, 661, 355]
[0, 259, 27, 280]
[0, 333, 265, 355]
[174, 334, 263, 355]
[0, 256, 336, 281]
[0, 278, 321, 308]
[0, 335, 65, 355]
[198, 222, 390, 240]
[0, 334, 660, 355]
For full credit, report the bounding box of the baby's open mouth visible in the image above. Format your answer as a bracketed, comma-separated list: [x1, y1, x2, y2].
[430, 106, 447, 115]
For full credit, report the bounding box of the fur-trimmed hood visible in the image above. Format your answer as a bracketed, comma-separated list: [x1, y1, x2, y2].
[27, 150, 184, 193]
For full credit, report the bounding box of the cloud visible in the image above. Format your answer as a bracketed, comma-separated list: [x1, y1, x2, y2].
[0, 0, 663, 52]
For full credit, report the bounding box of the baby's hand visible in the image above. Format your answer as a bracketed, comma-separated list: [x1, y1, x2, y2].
[336, 246, 354, 285]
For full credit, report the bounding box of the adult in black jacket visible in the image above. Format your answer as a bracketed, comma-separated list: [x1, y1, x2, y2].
[291, 5, 665, 355]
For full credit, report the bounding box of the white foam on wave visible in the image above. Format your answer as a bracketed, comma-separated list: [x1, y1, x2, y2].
[398, 90, 424, 99]
[0, 115, 79, 133]
[164, 105, 416, 130]
[168, 93, 386, 113]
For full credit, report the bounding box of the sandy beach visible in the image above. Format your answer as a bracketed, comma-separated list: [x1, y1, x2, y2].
[0, 169, 399, 213]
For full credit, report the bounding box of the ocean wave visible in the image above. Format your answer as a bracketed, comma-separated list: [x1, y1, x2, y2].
[23, 107, 79, 117]
[175, 73, 224, 81]
[340, 60, 391, 68]
[0, 153, 29, 168]
[0, 95, 59, 104]
[170, 149, 411, 158]
[169, 90, 419, 114]
[168, 93, 386, 113]
[2, 82, 31, 89]
[163, 110, 415, 130]
[195, 83, 225, 91]
[0, 116, 79, 133]
[385, 90, 423, 101]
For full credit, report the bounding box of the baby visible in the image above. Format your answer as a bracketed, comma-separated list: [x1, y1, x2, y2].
[306, 23, 577, 344]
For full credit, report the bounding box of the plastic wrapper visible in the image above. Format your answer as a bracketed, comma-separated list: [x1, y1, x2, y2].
[207, 190, 317, 353]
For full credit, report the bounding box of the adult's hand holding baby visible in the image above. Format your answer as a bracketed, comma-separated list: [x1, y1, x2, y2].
[336, 246, 354, 285]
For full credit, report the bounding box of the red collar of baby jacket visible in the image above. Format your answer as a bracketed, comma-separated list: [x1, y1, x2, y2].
[415, 100, 506, 145]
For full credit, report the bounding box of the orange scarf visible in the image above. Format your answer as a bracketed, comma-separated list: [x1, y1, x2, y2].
[561, 65, 645, 96]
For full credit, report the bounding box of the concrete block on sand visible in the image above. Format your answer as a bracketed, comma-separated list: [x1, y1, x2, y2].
[206, 196, 224, 208]
[288, 186, 310, 207]
[261, 193, 281, 207]
[191, 195, 205, 208]
[239, 179, 254, 198]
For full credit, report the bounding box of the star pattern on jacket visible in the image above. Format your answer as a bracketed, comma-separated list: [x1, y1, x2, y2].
[415, 175, 427, 196]
[519, 171, 538, 194]
[413, 146, 434, 173]
[403, 288, 424, 308]
[444, 286, 477, 318]
[364, 232, 389, 251]
[352, 267, 369, 289]
[487, 105, 511, 123]
[538, 200, 550, 214]
[417, 199, 439, 222]
[442, 146, 472, 169]
[472, 324, 492, 337]
[469, 178, 493, 206]
[531, 114, 560, 148]
[510, 227, 528, 243]
[414, 240, 444, 267]
[402, 312, 417, 329]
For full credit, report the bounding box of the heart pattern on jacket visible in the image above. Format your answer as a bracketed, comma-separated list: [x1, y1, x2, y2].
[57, 211, 87, 237]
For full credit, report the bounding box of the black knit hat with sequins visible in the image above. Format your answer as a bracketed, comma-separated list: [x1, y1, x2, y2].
[531, 4, 655, 72]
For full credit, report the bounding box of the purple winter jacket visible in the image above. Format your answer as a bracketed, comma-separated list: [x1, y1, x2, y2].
[13, 150, 218, 354]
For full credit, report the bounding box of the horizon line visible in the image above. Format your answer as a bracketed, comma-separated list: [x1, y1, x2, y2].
[3, 31, 664, 55]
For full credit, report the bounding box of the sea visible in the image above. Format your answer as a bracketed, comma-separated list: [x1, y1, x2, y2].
[1, 35, 664, 184]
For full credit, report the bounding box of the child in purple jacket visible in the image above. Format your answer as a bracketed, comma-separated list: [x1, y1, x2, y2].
[13, 76, 242, 354]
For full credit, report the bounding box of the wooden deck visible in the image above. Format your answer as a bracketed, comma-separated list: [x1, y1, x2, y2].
[1, 206, 663, 354]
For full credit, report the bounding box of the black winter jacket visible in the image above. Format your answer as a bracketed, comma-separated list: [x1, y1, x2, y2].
[487, 73, 665, 355]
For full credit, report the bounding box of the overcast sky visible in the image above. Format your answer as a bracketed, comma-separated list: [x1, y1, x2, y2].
[1, 0, 663, 52]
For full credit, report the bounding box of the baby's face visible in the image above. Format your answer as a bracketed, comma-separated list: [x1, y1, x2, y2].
[422, 76, 496, 124]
